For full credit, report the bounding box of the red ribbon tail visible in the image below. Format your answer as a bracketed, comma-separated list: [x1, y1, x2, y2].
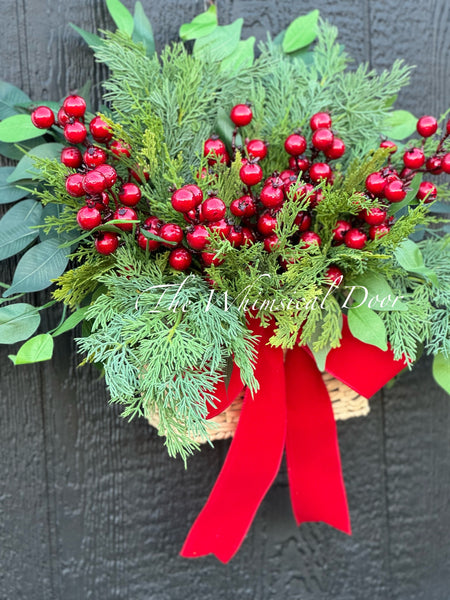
[285, 346, 351, 534]
[181, 331, 286, 562]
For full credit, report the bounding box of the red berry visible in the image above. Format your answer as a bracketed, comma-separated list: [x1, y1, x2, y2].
[130, 165, 150, 184]
[325, 137, 346, 159]
[380, 140, 397, 153]
[289, 156, 310, 171]
[77, 206, 102, 230]
[119, 182, 141, 207]
[284, 134, 307, 156]
[230, 104, 253, 127]
[227, 225, 244, 247]
[186, 224, 210, 250]
[246, 139, 267, 160]
[95, 232, 119, 254]
[203, 137, 226, 162]
[184, 184, 203, 206]
[64, 121, 87, 144]
[113, 207, 138, 231]
[169, 248, 192, 271]
[416, 181, 437, 203]
[294, 211, 312, 232]
[241, 227, 256, 246]
[325, 266, 343, 285]
[264, 234, 279, 252]
[61, 146, 82, 168]
[63, 95, 86, 118]
[95, 164, 117, 188]
[144, 216, 163, 230]
[300, 231, 321, 248]
[201, 251, 223, 266]
[333, 220, 351, 244]
[239, 163, 263, 186]
[344, 228, 367, 249]
[310, 189, 324, 208]
[403, 147, 425, 169]
[110, 140, 131, 158]
[441, 153, 450, 174]
[65, 173, 85, 197]
[83, 170, 106, 195]
[365, 172, 386, 197]
[230, 195, 256, 218]
[137, 232, 159, 252]
[260, 184, 284, 208]
[171, 187, 196, 213]
[447, 120, 450, 135]
[57, 108, 70, 127]
[310, 112, 332, 131]
[369, 223, 390, 240]
[257, 211, 278, 236]
[312, 128, 334, 151]
[426, 156, 443, 174]
[280, 169, 296, 182]
[384, 179, 406, 203]
[83, 146, 107, 168]
[89, 116, 113, 142]
[209, 218, 230, 238]
[31, 106, 55, 129]
[361, 207, 387, 225]
[160, 223, 183, 247]
[309, 162, 332, 182]
[94, 192, 110, 212]
[417, 115, 438, 138]
[201, 196, 226, 222]
[292, 183, 315, 203]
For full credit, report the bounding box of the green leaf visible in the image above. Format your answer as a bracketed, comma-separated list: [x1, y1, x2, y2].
[384, 94, 397, 108]
[0, 137, 45, 161]
[7, 143, 64, 183]
[394, 239, 439, 286]
[0, 199, 42, 259]
[432, 352, 450, 395]
[194, 19, 243, 62]
[282, 10, 319, 54]
[0, 81, 31, 120]
[3, 239, 69, 297]
[0, 114, 45, 143]
[382, 109, 417, 140]
[388, 172, 422, 215]
[180, 5, 217, 41]
[220, 37, 255, 73]
[106, 0, 134, 36]
[132, 1, 155, 55]
[0, 302, 40, 344]
[70, 24, 104, 50]
[348, 304, 388, 351]
[0, 167, 28, 203]
[345, 271, 406, 311]
[10, 333, 54, 364]
[214, 107, 242, 154]
[52, 306, 90, 337]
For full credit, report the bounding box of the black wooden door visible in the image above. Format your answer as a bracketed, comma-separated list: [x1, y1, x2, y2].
[1, 1, 449, 599]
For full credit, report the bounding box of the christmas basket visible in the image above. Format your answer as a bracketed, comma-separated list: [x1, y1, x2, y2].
[0, 0, 449, 563]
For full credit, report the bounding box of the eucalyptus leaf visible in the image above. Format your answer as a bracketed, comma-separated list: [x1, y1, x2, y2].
[7, 143, 64, 183]
[382, 109, 417, 140]
[3, 238, 69, 297]
[0, 137, 45, 161]
[345, 271, 406, 311]
[432, 352, 450, 395]
[215, 108, 242, 154]
[0, 302, 40, 344]
[388, 172, 422, 215]
[0, 81, 31, 120]
[70, 24, 104, 50]
[0, 167, 28, 203]
[194, 19, 243, 62]
[0, 114, 43, 143]
[10, 333, 54, 364]
[220, 37, 255, 73]
[394, 239, 438, 286]
[348, 304, 388, 351]
[106, 0, 134, 36]
[282, 10, 319, 54]
[52, 306, 91, 337]
[180, 5, 217, 41]
[132, 1, 155, 55]
[0, 199, 42, 259]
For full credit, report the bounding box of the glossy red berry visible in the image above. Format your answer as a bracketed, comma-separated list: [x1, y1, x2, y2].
[201, 251, 223, 267]
[441, 153, 450, 174]
[365, 172, 386, 197]
[110, 139, 131, 158]
[230, 104, 253, 127]
[426, 156, 443, 174]
[257, 211, 278, 236]
[31, 106, 55, 129]
[160, 223, 183, 247]
[64, 121, 87, 144]
[61, 146, 82, 168]
[65, 173, 85, 197]
[325, 137, 346, 159]
[118, 182, 141, 207]
[169, 248, 192, 271]
[209, 218, 230, 238]
[201, 197, 226, 222]
[171, 187, 196, 213]
[63, 95, 86, 118]
[83, 170, 106, 195]
[227, 225, 244, 247]
[325, 266, 343, 285]
[89, 116, 113, 142]
[83, 146, 107, 168]
[362, 207, 387, 225]
[241, 227, 256, 246]
[230, 195, 256, 218]
[77, 206, 102, 230]
[95, 164, 117, 188]
[264, 234, 279, 252]
[309, 162, 332, 182]
[369, 223, 390, 240]
[447, 120, 450, 135]
[333, 220, 351, 244]
[284, 134, 307, 156]
[239, 163, 263, 186]
[57, 108, 70, 127]
[137, 232, 159, 252]
[416, 181, 437, 203]
[312, 128, 334, 151]
[300, 231, 321, 248]
[403, 147, 425, 169]
[94, 192, 110, 212]
[95, 232, 119, 254]
[130, 165, 150, 184]
[260, 183, 284, 208]
[186, 224, 210, 250]
[203, 137, 226, 161]
[246, 139, 267, 160]
[344, 228, 367, 249]
[144, 216, 163, 230]
[184, 184, 203, 206]
[416, 115, 438, 137]
[310, 112, 332, 131]
[294, 211, 312, 232]
[379, 140, 397, 153]
[113, 207, 138, 231]
[384, 179, 406, 203]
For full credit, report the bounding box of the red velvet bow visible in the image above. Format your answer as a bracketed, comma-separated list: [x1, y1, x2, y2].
[180, 316, 405, 563]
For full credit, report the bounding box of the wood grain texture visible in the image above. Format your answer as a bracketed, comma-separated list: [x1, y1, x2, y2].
[0, 1, 449, 598]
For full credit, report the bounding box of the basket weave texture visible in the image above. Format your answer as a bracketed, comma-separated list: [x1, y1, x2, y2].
[148, 372, 369, 443]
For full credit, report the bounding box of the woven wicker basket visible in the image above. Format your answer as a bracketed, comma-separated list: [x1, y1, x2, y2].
[148, 372, 369, 443]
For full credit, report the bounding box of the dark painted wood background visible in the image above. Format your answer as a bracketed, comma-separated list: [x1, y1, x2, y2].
[1, 1, 449, 598]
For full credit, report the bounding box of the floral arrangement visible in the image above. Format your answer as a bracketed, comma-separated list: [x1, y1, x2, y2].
[0, 0, 449, 562]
